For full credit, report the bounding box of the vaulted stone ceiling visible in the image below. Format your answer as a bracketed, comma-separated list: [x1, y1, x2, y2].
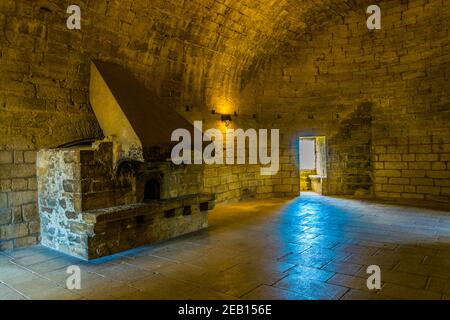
[99, 0, 361, 100]
[1, 0, 366, 148]
[78, 0, 362, 102]
[6, 0, 362, 93]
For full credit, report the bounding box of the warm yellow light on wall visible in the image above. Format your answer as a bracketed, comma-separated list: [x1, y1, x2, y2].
[215, 120, 233, 132]
[220, 114, 232, 126]
[211, 96, 235, 115]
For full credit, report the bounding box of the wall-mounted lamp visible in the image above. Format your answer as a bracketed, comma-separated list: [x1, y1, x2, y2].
[211, 108, 237, 127]
[221, 114, 232, 127]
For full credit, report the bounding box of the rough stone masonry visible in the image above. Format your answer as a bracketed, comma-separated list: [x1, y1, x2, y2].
[36, 141, 214, 259]
[1, 0, 450, 250]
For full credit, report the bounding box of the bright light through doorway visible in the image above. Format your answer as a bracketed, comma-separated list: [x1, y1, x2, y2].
[299, 139, 316, 170]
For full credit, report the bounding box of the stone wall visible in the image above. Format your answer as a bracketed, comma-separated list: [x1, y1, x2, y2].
[300, 170, 315, 191]
[2, 0, 323, 248]
[2, 0, 450, 249]
[0, 150, 39, 249]
[36, 141, 214, 259]
[193, 116, 297, 203]
[37, 145, 82, 255]
[247, 0, 450, 202]
[327, 103, 373, 195]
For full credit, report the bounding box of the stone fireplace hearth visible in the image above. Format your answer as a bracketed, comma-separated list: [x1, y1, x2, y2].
[36, 61, 215, 260]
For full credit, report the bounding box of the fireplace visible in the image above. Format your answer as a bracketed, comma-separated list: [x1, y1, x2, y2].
[36, 61, 215, 260]
[144, 179, 160, 201]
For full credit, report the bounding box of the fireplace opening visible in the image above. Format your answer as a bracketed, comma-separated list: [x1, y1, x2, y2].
[144, 179, 160, 201]
[164, 209, 176, 218]
[183, 206, 192, 216]
[199, 202, 209, 211]
[136, 215, 145, 225]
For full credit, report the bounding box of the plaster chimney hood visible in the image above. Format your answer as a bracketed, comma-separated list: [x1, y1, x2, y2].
[89, 60, 196, 163]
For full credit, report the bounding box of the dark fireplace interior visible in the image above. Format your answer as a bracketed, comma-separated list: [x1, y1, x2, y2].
[144, 179, 160, 201]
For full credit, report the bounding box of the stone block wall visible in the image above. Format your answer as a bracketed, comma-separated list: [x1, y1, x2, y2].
[2, 0, 317, 248]
[2, 0, 450, 249]
[373, 134, 450, 201]
[36, 141, 213, 258]
[183, 115, 299, 203]
[327, 103, 373, 195]
[246, 0, 450, 202]
[300, 170, 315, 191]
[0, 150, 39, 249]
[37, 146, 83, 255]
[202, 159, 298, 203]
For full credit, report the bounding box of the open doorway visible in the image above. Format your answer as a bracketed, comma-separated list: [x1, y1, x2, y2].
[299, 136, 327, 195]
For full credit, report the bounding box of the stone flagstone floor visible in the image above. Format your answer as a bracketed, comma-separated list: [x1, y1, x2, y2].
[1, 193, 450, 300]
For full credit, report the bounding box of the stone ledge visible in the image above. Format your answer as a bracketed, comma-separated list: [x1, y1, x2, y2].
[82, 193, 215, 224]
[40, 193, 215, 260]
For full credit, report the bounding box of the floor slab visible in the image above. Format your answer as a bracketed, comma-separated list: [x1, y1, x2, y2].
[1, 193, 450, 300]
